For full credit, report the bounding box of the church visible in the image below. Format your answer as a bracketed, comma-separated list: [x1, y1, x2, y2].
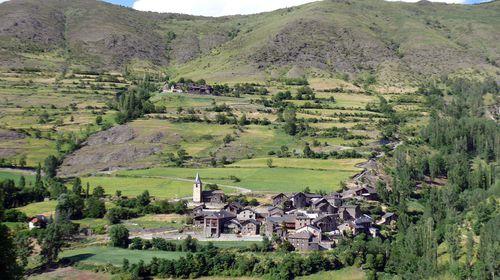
[192, 173, 226, 204]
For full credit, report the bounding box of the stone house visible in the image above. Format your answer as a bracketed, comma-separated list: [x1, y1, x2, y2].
[291, 192, 308, 208]
[241, 219, 261, 235]
[202, 190, 226, 204]
[288, 225, 322, 251]
[312, 214, 338, 232]
[339, 214, 373, 235]
[339, 205, 361, 221]
[272, 193, 289, 206]
[224, 202, 243, 215]
[325, 192, 343, 207]
[342, 186, 378, 201]
[237, 208, 258, 221]
[312, 199, 336, 214]
[265, 215, 296, 237]
[268, 206, 284, 217]
[203, 210, 236, 238]
[224, 219, 242, 234]
[295, 214, 315, 229]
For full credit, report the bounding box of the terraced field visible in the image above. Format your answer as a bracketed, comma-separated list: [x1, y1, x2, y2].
[0, 70, 123, 167]
[1, 70, 426, 197]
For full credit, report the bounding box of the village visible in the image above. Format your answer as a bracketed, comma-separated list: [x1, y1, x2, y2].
[177, 173, 397, 251]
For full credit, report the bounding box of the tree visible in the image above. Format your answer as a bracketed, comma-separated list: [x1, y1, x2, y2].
[18, 176, 25, 189]
[43, 155, 59, 178]
[92, 186, 105, 198]
[72, 178, 82, 195]
[95, 115, 103, 125]
[84, 197, 106, 218]
[303, 143, 314, 158]
[14, 233, 33, 269]
[181, 235, 198, 252]
[34, 163, 44, 193]
[283, 107, 297, 135]
[109, 225, 129, 248]
[261, 236, 272, 252]
[238, 114, 248, 126]
[55, 193, 84, 221]
[38, 223, 66, 265]
[137, 190, 151, 207]
[266, 158, 273, 168]
[278, 240, 294, 252]
[18, 155, 26, 168]
[0, 224, 22, 279]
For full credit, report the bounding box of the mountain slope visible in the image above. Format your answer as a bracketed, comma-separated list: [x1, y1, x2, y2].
[0, 0, 498, 83]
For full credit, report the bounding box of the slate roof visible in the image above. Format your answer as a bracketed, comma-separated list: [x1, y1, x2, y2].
[195, 173, 202, 184]
[205, 210, 236, 219]
[289, 231, 313, 239]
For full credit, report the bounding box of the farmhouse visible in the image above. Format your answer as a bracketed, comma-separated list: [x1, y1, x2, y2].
[163, 82, 213, 94]
[28, 215, 48, 230]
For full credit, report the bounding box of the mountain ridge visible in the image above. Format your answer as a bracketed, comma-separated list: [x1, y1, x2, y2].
[0, 0, 498, 84]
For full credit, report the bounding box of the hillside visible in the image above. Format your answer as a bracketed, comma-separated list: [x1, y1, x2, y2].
[0, 0, 499, 83]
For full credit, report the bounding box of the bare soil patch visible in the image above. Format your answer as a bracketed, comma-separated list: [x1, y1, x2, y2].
[0, 128, 25, 140]
[28, 267, 110, 280]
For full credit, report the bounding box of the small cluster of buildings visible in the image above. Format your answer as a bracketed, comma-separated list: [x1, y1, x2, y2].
[162, 82, 213, 94]
[190, 174, 396, 251]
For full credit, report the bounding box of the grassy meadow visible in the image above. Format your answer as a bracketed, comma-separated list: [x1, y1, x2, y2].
[113, 166, 359, 193]
[60, 246, 187, 266]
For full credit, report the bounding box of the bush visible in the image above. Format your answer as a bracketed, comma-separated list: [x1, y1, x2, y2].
[3, 209, 28, 222]
[106, 207, 138, 224]
[84, 197, 106, 218]
[130, 237, 143, 250]
[109, 225, 129, 248]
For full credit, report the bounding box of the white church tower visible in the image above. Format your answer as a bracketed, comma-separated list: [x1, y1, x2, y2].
[193, 173, 202, 203]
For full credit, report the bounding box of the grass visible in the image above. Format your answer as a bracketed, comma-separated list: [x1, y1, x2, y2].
[81, 176, 194, 199]
[229, 158, 364, 171]
[0, 170, 35, 184]
[81, 176, 235, 198]
[116, 166, 359, 193]
[296, 267, 365, 280]
[16, 200, 57, 216]
[124, 214, 186, 230]
[60, 246, 187, 266]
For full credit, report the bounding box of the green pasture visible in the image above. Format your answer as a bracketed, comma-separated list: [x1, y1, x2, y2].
[0, 170, 35, 184]
[60, 246, 187, 266]
[17, 200, 57, 216]
[81, 176, 194, 199]
[296, 267, 365, 280]
[229, 158, 364, 171]
[124, 214, 186, 230]
[115, 166, 359, 193]
[152, 92, 242, 109]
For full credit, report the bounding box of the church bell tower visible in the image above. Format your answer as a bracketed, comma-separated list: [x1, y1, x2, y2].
[193, 173, 202, 203]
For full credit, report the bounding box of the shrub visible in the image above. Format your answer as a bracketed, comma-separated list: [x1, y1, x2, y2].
[3, 209, 28, 222]
[109, 225, 129, 248]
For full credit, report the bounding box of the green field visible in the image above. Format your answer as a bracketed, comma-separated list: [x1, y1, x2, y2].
[0, 170, 35, 184]
[81, 176, 235, 198]
[16, 200, 57, 216]
[229, 158, 364, 171]
[115, 166, 359, 193]
[81, 176, 194, 199]
[60, 246, 187, 266]
[296, 267, 366, 280]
